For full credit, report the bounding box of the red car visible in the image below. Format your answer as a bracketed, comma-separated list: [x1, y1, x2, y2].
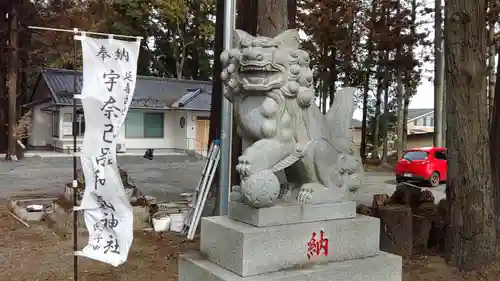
[395, 147, 447, 187]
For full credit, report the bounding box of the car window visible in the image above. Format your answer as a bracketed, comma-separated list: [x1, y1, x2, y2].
[434, 150, 447, 160]
[402, 151, 428, 161]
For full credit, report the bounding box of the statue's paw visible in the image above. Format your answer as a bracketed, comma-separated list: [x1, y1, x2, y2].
[278, 183, 291, 199]
[297, 186, 313, 203]
[230, 185, 244, 202]
[236, 155, 252, 177]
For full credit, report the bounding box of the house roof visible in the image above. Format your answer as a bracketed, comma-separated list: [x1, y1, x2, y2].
[28, 68, 212, 111]
[350, 118, 362, 128]
[408, 108, 433, 121]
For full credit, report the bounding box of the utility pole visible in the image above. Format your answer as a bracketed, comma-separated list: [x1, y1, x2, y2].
[433, 0, 444, 147]
[6, 5, 18, 160]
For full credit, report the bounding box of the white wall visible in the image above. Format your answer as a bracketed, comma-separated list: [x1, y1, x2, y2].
[54, 106, 84, 151]
[28, 102, 53, 147]
[117, 109, 209, 151]
[29, 106, 210, 151]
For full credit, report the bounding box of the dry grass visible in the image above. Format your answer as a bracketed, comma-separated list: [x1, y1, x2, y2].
[1, 204, 500, 281]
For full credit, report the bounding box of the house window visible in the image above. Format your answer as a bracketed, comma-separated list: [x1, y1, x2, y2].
[125, 111, 164, 138]
[423, 117, 427, 126]
[52, 111, 60, 137]
[430, 117, 434, 126]
[63, 113, 85, 137]
[413, 119, 418, 126]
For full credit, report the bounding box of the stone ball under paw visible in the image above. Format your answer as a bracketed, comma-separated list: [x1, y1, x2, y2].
[240, 170, 280, 208]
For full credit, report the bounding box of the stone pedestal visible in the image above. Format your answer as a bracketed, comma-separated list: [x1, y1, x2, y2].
[178, 201, 402, 281]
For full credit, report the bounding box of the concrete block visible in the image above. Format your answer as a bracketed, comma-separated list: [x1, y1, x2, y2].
[9, 198, 57, 221]
[200, 215, 380, 277]
[228, 201, 356, 227]
[179, 251, 402, 281]
[132, 205, 151, 230]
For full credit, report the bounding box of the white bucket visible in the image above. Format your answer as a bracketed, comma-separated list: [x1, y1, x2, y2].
[169, 213, 185, 232]
[152, 212, 171, 232]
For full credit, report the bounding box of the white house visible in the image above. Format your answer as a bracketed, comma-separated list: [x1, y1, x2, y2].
[24, 68, 212, 155]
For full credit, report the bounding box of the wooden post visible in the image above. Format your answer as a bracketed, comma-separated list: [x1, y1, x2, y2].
[378, 205, 413, 258]
[412, 214, 432, 254]
[6, 6, 18, 161]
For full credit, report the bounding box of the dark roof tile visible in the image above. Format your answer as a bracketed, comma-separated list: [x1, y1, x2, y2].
[40, 68, 212, 111]
[407, 108, 433, 120]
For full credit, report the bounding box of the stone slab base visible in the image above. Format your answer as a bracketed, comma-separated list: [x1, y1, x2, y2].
[228, 201, 356, 227]
[179, 251, 402, 281]
[9, 198, 57, 221]
[201, 215, 380, 277]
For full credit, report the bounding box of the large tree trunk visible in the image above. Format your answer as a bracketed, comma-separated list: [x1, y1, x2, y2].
[286, 0, 296, 29]
[207, 0, 224, 209]
[0, 6, 7, 154]
[208, 0, 224, 149]
[491, 36, 500, 237]
[361, 0, 377, 161]
[444, 0, 496, 269]
[433, 0, 444, 147]
[231, 0, 259, 187]
[402, 88, 409, 150]
[6, 6, 18, 161]
[381, 51, 390, 164]
[372, 60, 383, 159]
[257, 0, 287, 36]
[395, 67, 404, 160]
[487, 18, 496, 123]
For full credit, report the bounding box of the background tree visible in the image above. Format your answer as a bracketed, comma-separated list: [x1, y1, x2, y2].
[444, 0, 496, 269]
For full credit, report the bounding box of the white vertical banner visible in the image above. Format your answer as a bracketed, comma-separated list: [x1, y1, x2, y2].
[74, 33, 141, 267]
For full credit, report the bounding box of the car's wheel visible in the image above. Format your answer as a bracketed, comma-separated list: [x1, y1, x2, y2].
[396, 177, 403, 183]
[428, 172, 440, 187]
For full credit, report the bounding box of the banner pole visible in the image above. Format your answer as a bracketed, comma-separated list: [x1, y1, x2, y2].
[72, 28, 79, 281]
[218, 0, 235, 216]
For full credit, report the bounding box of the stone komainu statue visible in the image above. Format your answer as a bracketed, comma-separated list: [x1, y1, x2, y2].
[221, 29, 363, 208]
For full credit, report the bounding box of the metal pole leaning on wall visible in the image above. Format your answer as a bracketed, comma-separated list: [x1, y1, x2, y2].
[218, 0, 236, 216]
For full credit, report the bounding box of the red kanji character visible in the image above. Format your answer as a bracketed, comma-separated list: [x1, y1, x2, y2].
[306, 230, 329, 259]
[317, 230, 329, 257]
[307, 232, 317, 259]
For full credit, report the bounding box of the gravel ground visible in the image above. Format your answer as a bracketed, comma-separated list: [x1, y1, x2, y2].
[0, 155, 465, 281]
[0, 155, 205, 201]
[1, 205, 500, 281]
[0, 155, 445, 204]
[0, 205, 199, 281]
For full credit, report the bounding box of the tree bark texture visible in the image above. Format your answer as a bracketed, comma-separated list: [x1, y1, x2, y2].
[208, 0, 224, 149]
[487, 20, 495, 123]
[372, 53, 383, 159]
[6, 6, 18, 160]
[0, 18, 7, 154]
[378, 205, 413, 258]
[444, 0, 496, 269]
[412, 214, 432, 254]
[492, 46, 500, 237]
[231, 0, 258, 186]
[395, 68, 404, 160]
[360, 0, 377, 161]
[207, 0, 224, 207]
[381, 64, 390, 163]
[286, 0, 296, 29]
[257, 0, 287, 36]
[433, 0, 444, 147]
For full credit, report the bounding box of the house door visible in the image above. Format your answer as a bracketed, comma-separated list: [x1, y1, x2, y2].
[195, 117, 210, 154]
